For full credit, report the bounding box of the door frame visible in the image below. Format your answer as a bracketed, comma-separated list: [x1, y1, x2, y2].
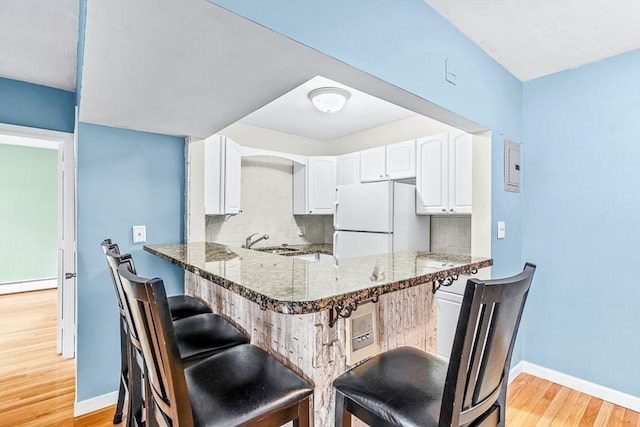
[0, 122, 76, 359]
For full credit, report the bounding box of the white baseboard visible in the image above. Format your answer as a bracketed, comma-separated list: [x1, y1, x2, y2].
[508, 360, 525, 384]
[74, 390, 119, 417]
[509, 360, 640, 412]
[0, 278, 57, 295]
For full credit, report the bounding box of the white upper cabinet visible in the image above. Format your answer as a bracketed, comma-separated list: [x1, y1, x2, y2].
[448, 130, 473, 214]
[386, 140, 416, 179]
[293, 156, 336, 215]
[204, 135, 242, 215]
[416, 131, 472, 215]
[360, 140, 416, 182]
[359, 146, 386, 182]
[336, 152, 361, 186]
[416, 133, 448, 214]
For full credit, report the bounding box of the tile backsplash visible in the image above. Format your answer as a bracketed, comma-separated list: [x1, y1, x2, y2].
[430, 215, 471, 255]
[205, 156, 333, 247]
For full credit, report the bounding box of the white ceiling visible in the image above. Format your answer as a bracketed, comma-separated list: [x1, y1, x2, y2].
[80, 0, 474, 138]
[240, 76, 416, 141]
[425, 0, 640, 81]
[3, 1, 637, 138]
[0, 0, 78, 91]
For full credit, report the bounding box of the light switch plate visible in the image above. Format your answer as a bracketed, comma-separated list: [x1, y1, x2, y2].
[497, 221, 506, 239]
[132, 225, 147, 243]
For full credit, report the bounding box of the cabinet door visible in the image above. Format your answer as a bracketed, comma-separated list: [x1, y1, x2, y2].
[449, 131, 472, 214]
[204, 135, 223, 215]
[336, 152, 360, 185]
[386, 140, 416, 180]
[223, 138, 242, 214]
[449, 132, 473, 214]
[436, 291, 463, 360]
[359, 146, 386, 182]
[308, 156, 335, 214]
[416, 133, 448, 214]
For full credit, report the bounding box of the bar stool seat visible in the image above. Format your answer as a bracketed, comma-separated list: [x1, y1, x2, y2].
[174, 312, 249, 362]
[185, 344, 313, 426]
[168, 294, 212, 321]
[333, 347, 447, 426]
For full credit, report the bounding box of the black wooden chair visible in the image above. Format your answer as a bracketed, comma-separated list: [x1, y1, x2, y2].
[333, 263, 536, 427]
[117, 260, 314, 427]
[101, 241, 249, 426]
[101, 239, 212, 321]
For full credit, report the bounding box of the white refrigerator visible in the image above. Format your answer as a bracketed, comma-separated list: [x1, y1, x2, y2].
[333, 181, 430, 259]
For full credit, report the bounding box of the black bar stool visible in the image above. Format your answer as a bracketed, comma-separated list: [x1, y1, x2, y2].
[333, 263, 536, 427]
[101, 240, 248, 426]
[117, 260, 313, 426]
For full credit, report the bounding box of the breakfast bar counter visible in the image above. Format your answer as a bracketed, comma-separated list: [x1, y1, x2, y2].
[145, 242, 492, 426]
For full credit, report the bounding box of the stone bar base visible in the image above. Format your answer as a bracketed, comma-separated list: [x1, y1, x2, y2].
[186, 271, 437, 427]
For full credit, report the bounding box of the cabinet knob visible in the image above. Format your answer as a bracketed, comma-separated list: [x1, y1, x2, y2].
[449, 208, 454, 212]
[441, 208, 446, 212]
[379, 174, 383, 178]
[309, 210, 312, 214]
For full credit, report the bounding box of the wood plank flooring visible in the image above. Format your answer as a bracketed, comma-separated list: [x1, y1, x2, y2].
[0, 289, 637, 426]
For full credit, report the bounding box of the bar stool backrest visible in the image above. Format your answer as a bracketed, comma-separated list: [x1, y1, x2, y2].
[440, 263, 536, 426]
[117, 261, 194, 427]
[100, 240, 126, 316]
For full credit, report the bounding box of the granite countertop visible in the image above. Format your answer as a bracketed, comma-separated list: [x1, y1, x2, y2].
[144, 242, 492, 315]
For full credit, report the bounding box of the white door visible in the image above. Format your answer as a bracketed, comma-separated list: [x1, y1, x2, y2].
[57, 125, 76, 359]
[223, 138, 242, 214]
[336, 152, 360, 185]
[436, 290, 463, 360]
[359, 146, 386, 182]
[335, 182, 392, 232]
[308, 156, 335, 214]
[416, 133, 448, 215]
[449, 131, 473, 214]
[333, 231, 392, 260]
[386, 140, 416, 180]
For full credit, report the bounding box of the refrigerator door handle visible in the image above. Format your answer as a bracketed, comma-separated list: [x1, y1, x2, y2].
[334, 200, 339, 229]
[333, 231, 339, 259]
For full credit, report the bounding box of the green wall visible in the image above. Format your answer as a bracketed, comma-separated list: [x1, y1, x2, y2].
[0, 144, 58, 283]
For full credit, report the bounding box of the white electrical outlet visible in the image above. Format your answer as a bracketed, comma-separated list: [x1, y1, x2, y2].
[132, 225, 147, 243]
[297, 226, 306, 237]
[497, 221, 506, 239]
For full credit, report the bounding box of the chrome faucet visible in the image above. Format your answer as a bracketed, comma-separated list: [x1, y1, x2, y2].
[243, 233, 269, 249]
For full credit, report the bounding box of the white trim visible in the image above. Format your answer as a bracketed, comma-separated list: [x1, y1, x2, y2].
[74, 390, 119, 417]
[0, 122, 73, 143]
[0, 279, 57, 295]
[0, 133, 59, 150]
[508, 360, 525, 384]
[240, 145, 307, 164]
[509, 360, 640, 412]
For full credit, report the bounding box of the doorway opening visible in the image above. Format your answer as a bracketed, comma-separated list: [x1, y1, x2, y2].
[0, 123, 76, 359]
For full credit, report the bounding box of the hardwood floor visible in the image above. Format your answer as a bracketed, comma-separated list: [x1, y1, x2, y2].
[0, 289, 637, 426]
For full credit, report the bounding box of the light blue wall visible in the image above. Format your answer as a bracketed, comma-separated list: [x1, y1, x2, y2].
[522, 50, 640, 397]
[212, 0, 524, 279]
[0, 77, 75, 133]
[76, 122, 185, 400]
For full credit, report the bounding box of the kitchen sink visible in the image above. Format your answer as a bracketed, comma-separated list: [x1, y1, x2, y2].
[253, 246, 302, 255]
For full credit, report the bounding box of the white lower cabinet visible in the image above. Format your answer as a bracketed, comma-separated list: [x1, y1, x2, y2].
[293, 156, 336, 215]
[436, 290, 462, 360]
[435, 273, 472, 360]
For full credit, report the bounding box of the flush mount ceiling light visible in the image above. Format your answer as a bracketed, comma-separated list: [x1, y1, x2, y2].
[308, 87, 351, 113]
